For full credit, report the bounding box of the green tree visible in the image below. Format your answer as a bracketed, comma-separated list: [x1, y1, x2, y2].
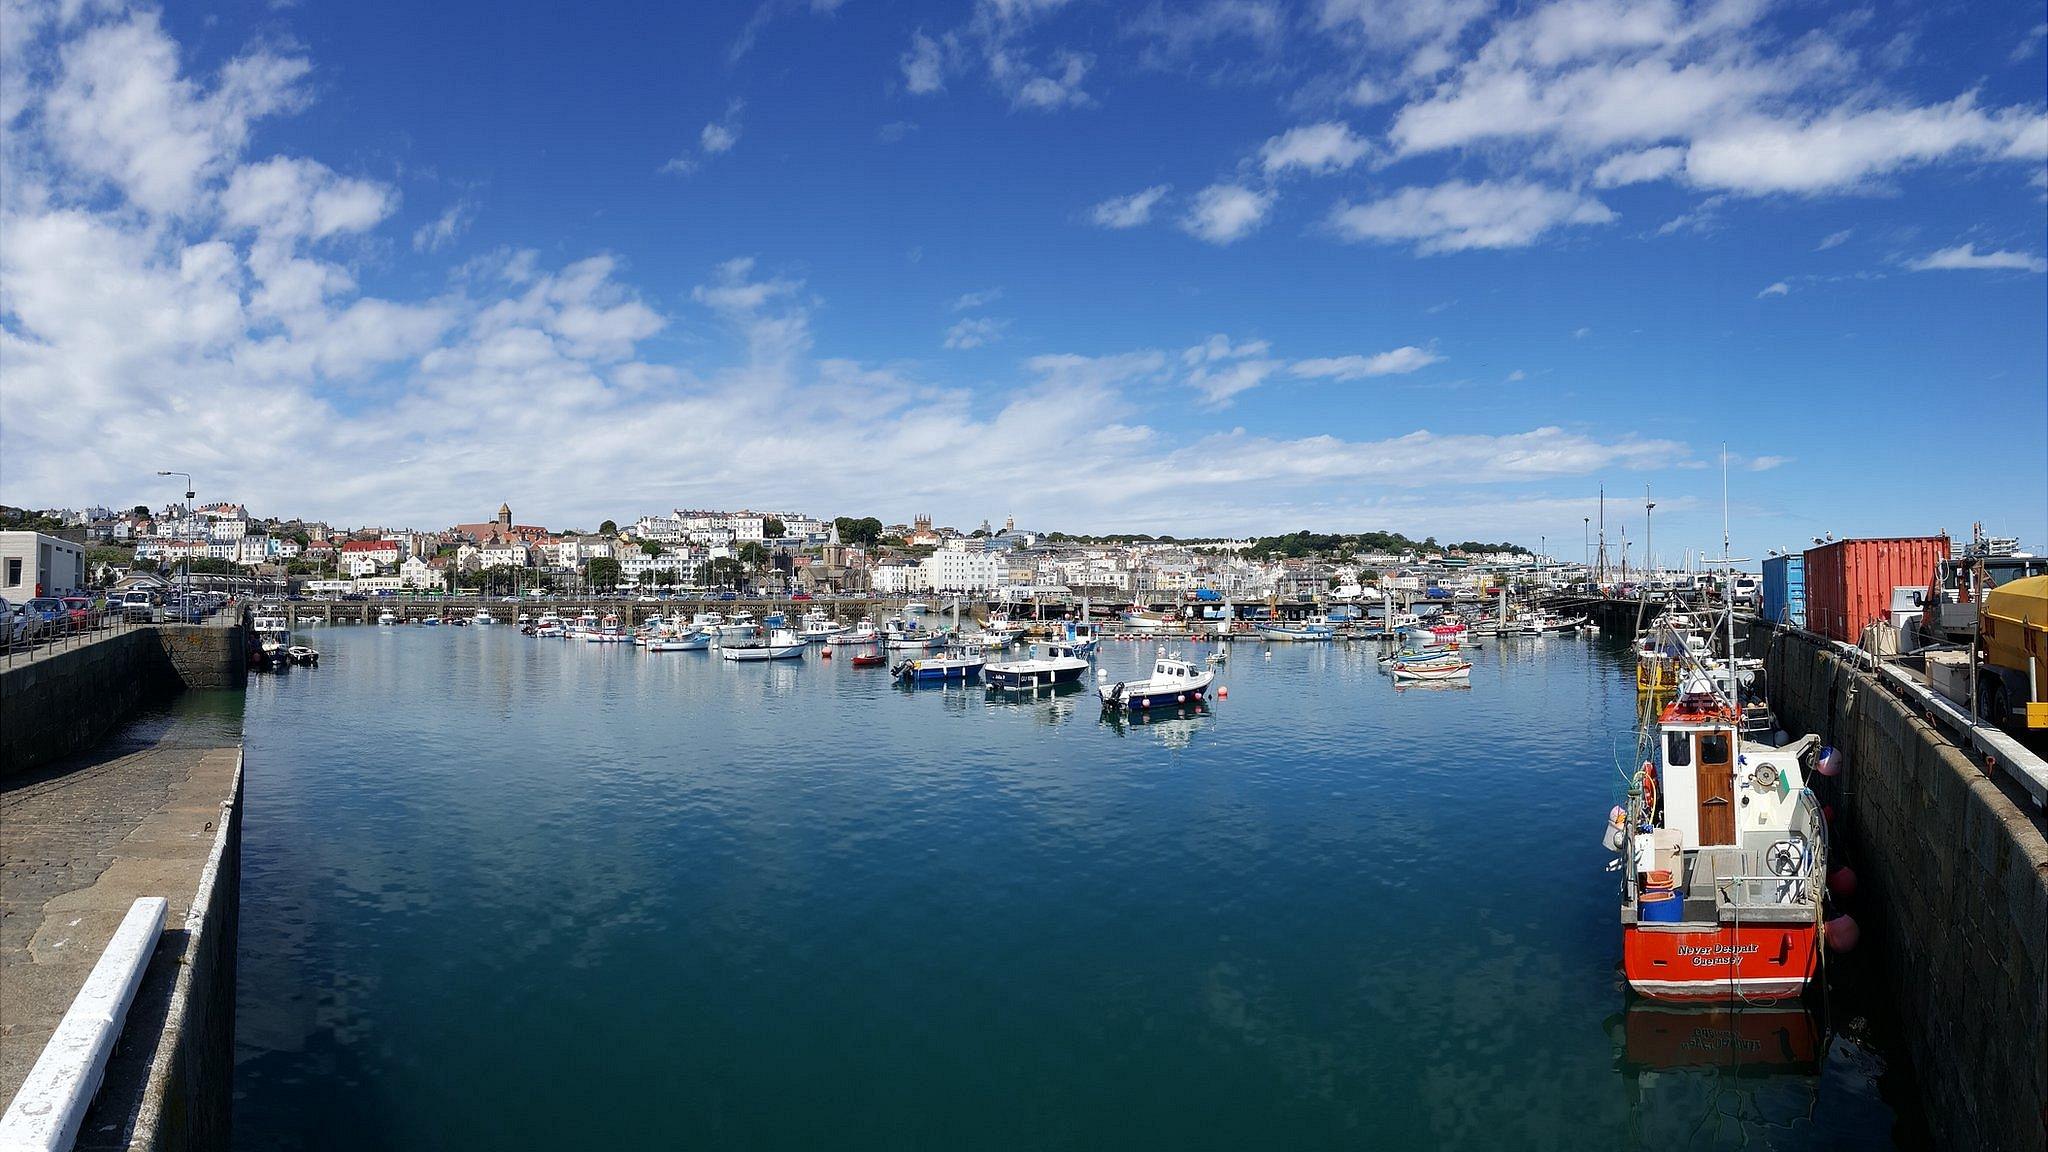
[639, 539, 665, 557]
[599, 519, 618, 536]
[763, 517, 786, 539]
[131, 505, 150, 518]
[737, 541, 770, 567]
[587, 556, 622, 590]
[702, 557, 744, 588]
[832, 516, 884, 547]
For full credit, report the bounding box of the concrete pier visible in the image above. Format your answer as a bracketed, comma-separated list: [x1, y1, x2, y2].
[1765, 626, 2048, 1151]
[0, 696, 243, 1148]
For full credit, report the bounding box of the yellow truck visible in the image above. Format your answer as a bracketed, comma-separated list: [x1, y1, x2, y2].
[1979, 574, 2048, 729]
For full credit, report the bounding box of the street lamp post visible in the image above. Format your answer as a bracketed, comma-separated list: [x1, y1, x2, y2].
[156, 471, 195, 616]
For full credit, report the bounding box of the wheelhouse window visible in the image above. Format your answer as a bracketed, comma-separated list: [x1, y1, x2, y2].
[1665, 731, 1691, 767]
[1698, 733, 1732, 766]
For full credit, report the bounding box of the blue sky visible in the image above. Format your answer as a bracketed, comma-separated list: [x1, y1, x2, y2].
[1, 0, 2043, 561]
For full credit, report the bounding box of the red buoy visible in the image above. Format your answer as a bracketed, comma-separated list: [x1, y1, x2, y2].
[1217, 686, 1227, 698]
[1824, 915, 1860, 952]
[1827, 866, 1858, 898]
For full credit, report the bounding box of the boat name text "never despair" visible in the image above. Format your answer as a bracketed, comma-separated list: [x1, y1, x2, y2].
[1675, 941, 1761, 965]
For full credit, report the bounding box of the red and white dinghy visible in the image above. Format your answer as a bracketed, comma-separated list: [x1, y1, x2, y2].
[1616, 684, 1826, 1002]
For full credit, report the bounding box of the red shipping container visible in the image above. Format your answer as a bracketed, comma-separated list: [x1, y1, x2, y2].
[1802, 536, 1950, 644]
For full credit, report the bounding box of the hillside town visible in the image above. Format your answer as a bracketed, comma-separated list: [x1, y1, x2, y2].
[4, 500, 1540, 604]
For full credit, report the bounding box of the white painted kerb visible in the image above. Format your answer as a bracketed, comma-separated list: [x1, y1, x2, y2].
[0, 896, 167, 1152]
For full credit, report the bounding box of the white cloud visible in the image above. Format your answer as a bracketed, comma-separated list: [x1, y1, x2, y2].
[701, 122, 738, 154]
[1089, 185, 1171, 228]
[1748, 455, 1791, 471]
[1289, 346, 1443, 379]
[1259, 122, 1370, 176]
[1592, 146, 1684, 187]
[41, 11, 309, 217]
[1182, 334, 1281, 406]
[943, 316, 1008, 349]
[951, 288, 1004, 311]
[1127, 0, 1284, 69]
[220, 157, 397, 243]
[902, 29, 946, 94]
[1181, 183, 1275, 244]
[1757, 281, 1788, 298]
[1906, 244, 2048, 273]
[1373, 1, 2043, 205]
[1318, 0, 1490, 48]
[1685, 97, 2047, 196]
[1504, 368, 1526, 382]
[413, 202, 476, 253]
[1015, 50, 1092, 109]
[1572, 326, 1591, 339]
[1329, 180, 1614, 254]
[908, 3, 1095, 110]
[1816, 228, 1852, 251]
[663, 99, 744, 174]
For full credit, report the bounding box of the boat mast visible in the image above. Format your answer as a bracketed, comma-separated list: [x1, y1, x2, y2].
[1723, 444, 1739, 722]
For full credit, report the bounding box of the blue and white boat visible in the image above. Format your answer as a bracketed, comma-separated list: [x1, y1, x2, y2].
[1098, 654, 1215, 711]
[894, 646, 985, 682]
[1255, 618, 1335, 642]
[1062, 619, 1101, 654]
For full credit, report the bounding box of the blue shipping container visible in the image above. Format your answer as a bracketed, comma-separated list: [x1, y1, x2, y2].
[1761, 554, 1805, 627]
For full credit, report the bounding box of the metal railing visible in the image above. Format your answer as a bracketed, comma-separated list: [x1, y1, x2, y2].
[0, 602, 237, 670]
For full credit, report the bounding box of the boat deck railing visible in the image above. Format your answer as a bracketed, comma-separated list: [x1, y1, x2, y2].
[1715, 874, 1819, 919]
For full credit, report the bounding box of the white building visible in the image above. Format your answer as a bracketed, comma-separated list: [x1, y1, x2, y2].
[923, 548, 1002, 593]
[1, 531, 87, 598]
[870, 563, 928, 595]
[399, 556, 446, 590]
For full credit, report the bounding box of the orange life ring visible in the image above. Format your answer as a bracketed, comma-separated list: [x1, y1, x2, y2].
[1639, 760, 1658, 817]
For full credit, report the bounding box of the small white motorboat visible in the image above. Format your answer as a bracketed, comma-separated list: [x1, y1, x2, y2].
[986, 643, 1089, 689]
[1098, 653, 1215, 711]
[894, 647, 986, 682]
[721, 627, 806, 661]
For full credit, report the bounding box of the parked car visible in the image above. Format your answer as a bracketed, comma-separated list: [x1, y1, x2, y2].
[790, 591, 813, 601]
[60, 596, 95, 630]
[119, 590, 158, 621]
[1, 597, 32, 646]
[23, 597, 70, 633]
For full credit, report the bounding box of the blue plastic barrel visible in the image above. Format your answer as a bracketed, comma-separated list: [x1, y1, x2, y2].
[1638, 890, 1683, 923]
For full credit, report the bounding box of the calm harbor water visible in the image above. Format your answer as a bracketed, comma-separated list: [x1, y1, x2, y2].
[233, 624, 1918, 1149]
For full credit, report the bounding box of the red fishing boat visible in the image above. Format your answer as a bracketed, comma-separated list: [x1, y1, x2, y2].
[1614, 678, 1827, 1002]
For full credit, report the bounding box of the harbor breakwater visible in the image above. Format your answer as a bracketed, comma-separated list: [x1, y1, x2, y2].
[0, 621, 246, 778]
[1765, 626, 2048, 1151]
